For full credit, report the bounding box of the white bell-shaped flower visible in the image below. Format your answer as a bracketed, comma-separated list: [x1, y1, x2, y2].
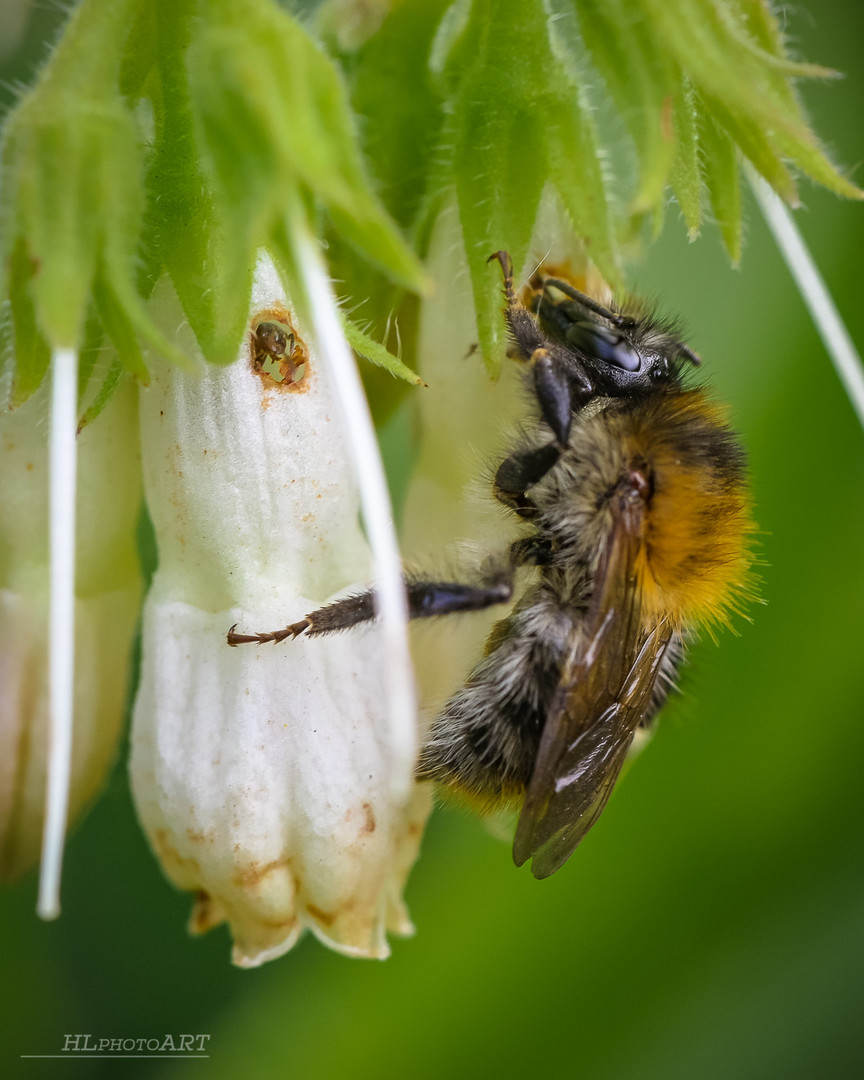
[130, 256, 428, 966]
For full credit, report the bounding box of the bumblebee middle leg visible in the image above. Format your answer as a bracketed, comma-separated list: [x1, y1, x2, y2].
[509, 536, 555, 566]
[493, 441, 561, 519]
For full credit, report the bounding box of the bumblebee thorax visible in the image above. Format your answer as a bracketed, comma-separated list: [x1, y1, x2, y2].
[537, 390, 754, 629]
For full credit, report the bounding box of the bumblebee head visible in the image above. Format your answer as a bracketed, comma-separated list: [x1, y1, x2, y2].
[531, 277, 701, 398]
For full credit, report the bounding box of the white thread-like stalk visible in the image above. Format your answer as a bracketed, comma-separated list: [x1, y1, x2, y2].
[748, 168, 864, 429]
[37, 346, 79, 919]
[293, 232, 416, 795]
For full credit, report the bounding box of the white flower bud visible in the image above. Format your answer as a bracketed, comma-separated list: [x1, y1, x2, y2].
[131, 257, 428, 966]
[402, 197, 605, 717]
[0, 377, 141, 880]
[401, 204, 524, 716]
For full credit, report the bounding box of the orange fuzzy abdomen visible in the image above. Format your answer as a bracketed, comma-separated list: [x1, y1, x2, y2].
[620, 391, 754, 631]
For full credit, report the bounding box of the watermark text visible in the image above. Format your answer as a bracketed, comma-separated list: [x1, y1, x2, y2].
[21, 1033, 211, 1059]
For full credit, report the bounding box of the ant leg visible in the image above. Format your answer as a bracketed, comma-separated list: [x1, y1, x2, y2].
[227, 574, 515, 646]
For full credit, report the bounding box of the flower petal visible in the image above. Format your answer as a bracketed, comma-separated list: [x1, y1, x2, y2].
[131, 259, 427, 963]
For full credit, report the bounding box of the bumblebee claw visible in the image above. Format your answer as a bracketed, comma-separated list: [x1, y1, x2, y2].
[227, 624, 266, 646]
[488, 250, 517, 305]
[227, 618, 312, 647]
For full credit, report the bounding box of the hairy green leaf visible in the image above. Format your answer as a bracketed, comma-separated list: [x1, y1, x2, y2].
[342, 317, 426, 386]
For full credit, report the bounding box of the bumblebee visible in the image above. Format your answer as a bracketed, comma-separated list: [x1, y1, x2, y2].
[229, 252, 753, 878]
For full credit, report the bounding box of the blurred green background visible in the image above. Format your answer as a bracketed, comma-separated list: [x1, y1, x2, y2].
[2, 2, 863, 1079]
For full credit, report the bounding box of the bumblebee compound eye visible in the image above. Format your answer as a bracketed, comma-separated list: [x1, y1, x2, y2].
[565, 320, 642, 372]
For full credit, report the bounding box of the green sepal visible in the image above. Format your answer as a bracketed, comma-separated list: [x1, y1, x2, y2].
[331, 0, 451, 233]
[6, 236, 50, 407]
[642, 0, 825, 123]
[701, 109, 742, 265]
[342, 317, 426, 387]
[0, 0, 196, 386]
[91, 271, 148, 384]
[143, 0, 249, 367]
[77, 359, 126, 433]
[670, 76, 703, 239]
[441, 0, 617, 375]
[771, 127, 864, 203]
[541, 76, 619, 288]
[76, 309, 106, 400]
[564, 0, 862, 259]
[573, 0, 676, 216]
[641, 0, 863, 202]
[2, 100, 104, 348]
[454, 99, 546, 378]
[184, 0, 426, 358]
[704, 95, 799, 206]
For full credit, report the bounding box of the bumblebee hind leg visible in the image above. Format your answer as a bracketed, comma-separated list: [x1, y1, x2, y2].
[227, 573, 516, 645]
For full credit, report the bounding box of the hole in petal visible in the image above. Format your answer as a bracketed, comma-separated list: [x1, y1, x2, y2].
[250, 306, 311, 392]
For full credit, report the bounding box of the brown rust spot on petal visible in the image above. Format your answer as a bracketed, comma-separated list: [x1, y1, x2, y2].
[306, 903, 337, 927]
[151, 828, 204, 878]
[189, 890, 226, 935]
[342, 801, 377, 835]
[185, 828, 215, 845]
[258, 915, 300, 931]
[249, 304, 311, 393]
[233, 856, 291, 889]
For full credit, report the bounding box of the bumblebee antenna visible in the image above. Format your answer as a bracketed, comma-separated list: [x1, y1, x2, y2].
[542, 273, 703, 368]
[542, 277, 638, 330]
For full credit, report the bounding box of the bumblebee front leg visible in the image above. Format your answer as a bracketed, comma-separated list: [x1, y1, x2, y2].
[227, 575, 515, 646]
[489, 251, 592, 449]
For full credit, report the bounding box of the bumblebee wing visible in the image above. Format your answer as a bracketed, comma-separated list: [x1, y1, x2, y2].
[512, 497, 673, 879]
[513, 624, 672, 878]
